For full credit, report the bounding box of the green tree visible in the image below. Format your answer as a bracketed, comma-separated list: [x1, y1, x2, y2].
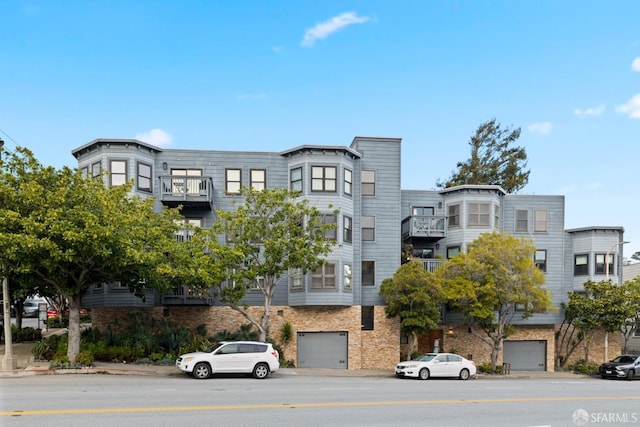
[620, 277, 640, 354]
[5, 149, 185, 362]
[557, 280, 640, 367]
[437, 118, 529, 193]
[197, 187, 339, 342]
[435, 232, 551, 370]
[379, 261, 445, 360]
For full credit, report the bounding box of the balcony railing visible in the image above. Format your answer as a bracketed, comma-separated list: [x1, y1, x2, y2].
[421, 259, 445, 273]
[159, 176, 214, 210]
[401, 215, 446, 240]
[162, 285, 214, 305]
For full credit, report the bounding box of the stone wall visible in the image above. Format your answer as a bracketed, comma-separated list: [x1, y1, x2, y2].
[91, 305, 400, 370]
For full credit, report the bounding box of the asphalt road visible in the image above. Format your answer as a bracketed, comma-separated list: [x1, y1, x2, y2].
[1, 372, 639, 427]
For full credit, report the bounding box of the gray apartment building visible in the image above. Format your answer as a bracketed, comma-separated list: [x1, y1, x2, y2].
[72, 136, 627, 371]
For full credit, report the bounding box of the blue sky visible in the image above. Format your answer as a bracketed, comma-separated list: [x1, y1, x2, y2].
[2, 1, 640, 256]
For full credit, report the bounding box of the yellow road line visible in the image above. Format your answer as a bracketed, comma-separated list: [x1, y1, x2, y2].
[3, 396, 640, 417]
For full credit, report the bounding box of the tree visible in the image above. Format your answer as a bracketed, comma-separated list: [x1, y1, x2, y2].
[437, 118, 529, 193]
[200, 187, 339, 342]
[379, 261, 445, 360]
[620, 277, 640, 354]
[435, 232, 551, 370]
[557, 280, 640, 367]
[8, 152, 185, 362]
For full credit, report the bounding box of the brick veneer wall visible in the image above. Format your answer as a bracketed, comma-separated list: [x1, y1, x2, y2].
[557, 325, 623, 368]
[91, 305, 400, 370]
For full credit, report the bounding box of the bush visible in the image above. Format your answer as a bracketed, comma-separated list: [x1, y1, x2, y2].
[477, 362, 504, 375]
[74, 350, 94, 367]
[14, 327, 42, 342]
[570, 359, 599, 376]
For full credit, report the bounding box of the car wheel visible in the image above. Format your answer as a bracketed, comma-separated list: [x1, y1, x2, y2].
[627, 370, 634, 381]
[418, 368, 430, 380]
[192, 362, 211, 379]
[459, 368, 470, 380]
[253, 363, 270, 379]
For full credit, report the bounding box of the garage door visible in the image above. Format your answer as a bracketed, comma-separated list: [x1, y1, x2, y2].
[297, 332, 348, 369]
[503, 340, 546, 371]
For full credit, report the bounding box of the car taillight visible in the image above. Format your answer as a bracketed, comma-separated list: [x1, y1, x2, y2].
[271, 350, 279, 359]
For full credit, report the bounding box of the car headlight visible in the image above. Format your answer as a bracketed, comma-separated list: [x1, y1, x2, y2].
[182, 356, 195, 362]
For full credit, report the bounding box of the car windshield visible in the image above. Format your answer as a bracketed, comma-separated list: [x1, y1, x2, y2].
[414, 354, 437, 362]
[610, 355, 637, 364]
[204, 342, 225, 353]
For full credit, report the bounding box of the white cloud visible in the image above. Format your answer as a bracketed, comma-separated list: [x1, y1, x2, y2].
[616, 93, 640, 118]
[632, 57, 640, 72]
[272, 46, 283, 54]
[300, 12, 371, 47]
[573, 105, 605, 117]
[527, 122, 553, 135]
[237, 93, 267, 101]
[135, 129, 173, 147]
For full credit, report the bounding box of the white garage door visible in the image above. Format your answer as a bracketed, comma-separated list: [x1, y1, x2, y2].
[297, 332, 348, 369]
[503, 340, 546, 371]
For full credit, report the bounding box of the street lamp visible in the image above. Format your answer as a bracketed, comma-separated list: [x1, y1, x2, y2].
[603, 240, 629, 363]
[605, 240, 630, 282]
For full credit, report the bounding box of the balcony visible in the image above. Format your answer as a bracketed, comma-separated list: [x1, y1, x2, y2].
[159, 175, 214, 210]
[162, 285, 213, 306]
[401, 215, 446, 241]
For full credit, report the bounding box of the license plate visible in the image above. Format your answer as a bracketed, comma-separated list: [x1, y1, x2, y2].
[606, 370, 612, 374]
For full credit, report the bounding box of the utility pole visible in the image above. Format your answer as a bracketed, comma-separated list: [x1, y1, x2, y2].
[0, 139, 18, 369]
[2, 275, 17, 369]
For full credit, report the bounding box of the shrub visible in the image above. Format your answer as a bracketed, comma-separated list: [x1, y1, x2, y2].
[15, 327, 42, 342]
[75, 350, 94, 367]
[477, 362, 503, 375]
[570, 359, 599, 376]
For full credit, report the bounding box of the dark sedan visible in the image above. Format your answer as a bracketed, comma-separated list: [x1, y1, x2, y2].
[599, 354, 640, 380]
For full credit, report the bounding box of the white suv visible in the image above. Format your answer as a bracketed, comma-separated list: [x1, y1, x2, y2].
[176, 341, 279, 379]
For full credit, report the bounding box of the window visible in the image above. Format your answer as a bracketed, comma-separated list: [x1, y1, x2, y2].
[448, 204, 460, 228]
[91, 161, 101, 178]
[290, 167, 302, 192]
[534, 210, 547, 232]
[80, 166, 88, 177]
[137, 162, 152, 192]
[311, 263, 336, 289]
[175, 218, 202, 242]
[361, 170, 375, 196]
[322, 214, 337, 240]
[311, 166, 336, 192]
[595, 254, 614, 275]
[468, 203, 490, 226]
[171, 169, 203, 194]
[250, 169, 266, 191]
[412, 206, 434, 216]
[535, 249, 547, 272]
[225, 168, 242, 194]
[290, 268, 304, 290]
[447, 246, 460, 259]
[362, 216, 375, 241]
[343, 216, 353, 243]
[250, 276, 264, 291]
[343, 264, 352, 290]
[344, 168, 352, 195]
[515, 209, 528, 232]
[109, 160, 127, 187]
[361, 306, 374, 330]
[362, 261, 375, 286]
[574, 254, 589, 276]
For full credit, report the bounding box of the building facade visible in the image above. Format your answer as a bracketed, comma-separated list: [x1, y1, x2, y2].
[72, 137, 627, 370]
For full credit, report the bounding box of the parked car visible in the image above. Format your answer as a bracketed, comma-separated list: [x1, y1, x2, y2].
[46, 307, 88, 319]
[599, 354, 640, 380]
[22, 299, 47, 318]
[176, 341, 279, 380]
[395, 352, 477, 380]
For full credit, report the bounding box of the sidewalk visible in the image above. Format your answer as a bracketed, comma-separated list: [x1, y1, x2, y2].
[0, 337, 591, 379]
